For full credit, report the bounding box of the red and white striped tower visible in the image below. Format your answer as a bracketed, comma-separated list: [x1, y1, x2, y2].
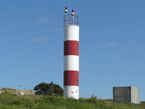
[64, 7, 79, 99]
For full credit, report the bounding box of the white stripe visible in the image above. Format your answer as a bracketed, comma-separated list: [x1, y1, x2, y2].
[64, 86, 79, 99]
[64, 55, 79, 71]
[64, 25, 79, 41]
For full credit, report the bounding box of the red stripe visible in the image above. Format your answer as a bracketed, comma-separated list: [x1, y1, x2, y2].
[64, 41, 79, 56]
[64, 71, 79, 86]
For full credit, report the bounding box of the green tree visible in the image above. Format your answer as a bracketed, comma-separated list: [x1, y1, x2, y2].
[33, 81, 63, 96]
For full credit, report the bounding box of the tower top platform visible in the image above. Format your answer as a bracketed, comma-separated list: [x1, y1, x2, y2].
[64, 7, 79, 26]
[64, 14, 79, 26]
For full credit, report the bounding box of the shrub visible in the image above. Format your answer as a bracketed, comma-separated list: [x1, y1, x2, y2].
[89, 94, 97, 104]
[33, 81, 63, 96]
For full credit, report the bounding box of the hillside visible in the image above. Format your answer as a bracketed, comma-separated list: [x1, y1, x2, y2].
[0, 88, 35, 95]
[0, 88, 145, 109]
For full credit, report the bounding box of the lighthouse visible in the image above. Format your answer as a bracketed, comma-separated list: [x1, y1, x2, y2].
[63, 7, 79, 99]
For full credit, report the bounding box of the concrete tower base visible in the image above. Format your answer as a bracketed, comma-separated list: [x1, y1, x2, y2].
[64, 86, 79, 99]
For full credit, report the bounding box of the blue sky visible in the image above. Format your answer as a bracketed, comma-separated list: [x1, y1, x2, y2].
[0, 0, 145, 101]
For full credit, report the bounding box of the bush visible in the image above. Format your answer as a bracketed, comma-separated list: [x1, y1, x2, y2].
[89, 94, 97, 104]
[33, 81, 63, 96]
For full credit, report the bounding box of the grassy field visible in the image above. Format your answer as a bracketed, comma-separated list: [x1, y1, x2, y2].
[0, 89, 145, 109]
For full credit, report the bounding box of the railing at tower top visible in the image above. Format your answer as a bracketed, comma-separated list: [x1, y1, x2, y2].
[64, 14, 79, 26]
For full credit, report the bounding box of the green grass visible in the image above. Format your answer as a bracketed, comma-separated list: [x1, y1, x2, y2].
[0, 91, 145, 109]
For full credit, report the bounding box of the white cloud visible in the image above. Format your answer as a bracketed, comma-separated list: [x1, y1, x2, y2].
[103, 40, 133, 48]
[124, 40, 133, 45]
[30, 37, 48, 43]
[104, 43, 120, 48]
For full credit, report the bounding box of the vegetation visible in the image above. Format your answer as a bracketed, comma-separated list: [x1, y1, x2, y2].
[0, 82, 144, 109]
[33, 81, 63, 96]
[0, 90, 145, 109]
